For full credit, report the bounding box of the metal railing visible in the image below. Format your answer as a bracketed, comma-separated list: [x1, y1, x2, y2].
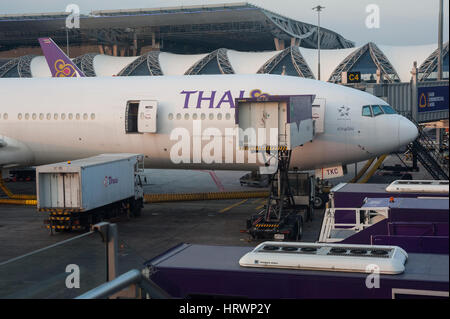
[75, 269, 170, 299]
[319, 207, 388, 243]
[408, 117, 449, 180]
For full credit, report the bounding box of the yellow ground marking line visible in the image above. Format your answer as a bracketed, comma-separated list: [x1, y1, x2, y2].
[255, 204, 265, 211]
[219, 199, 248, 213]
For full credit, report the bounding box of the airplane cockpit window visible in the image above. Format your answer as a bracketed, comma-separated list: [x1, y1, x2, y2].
[381, 105, 397, 114]
[362, 105, 372, 117]
[371, 105, 384, 117]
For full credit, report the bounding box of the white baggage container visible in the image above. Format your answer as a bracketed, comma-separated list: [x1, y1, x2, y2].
[36, 154, 143, 212]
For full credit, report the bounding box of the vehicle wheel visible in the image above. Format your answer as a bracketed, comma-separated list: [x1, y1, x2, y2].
[297, 216, 303, 240]
[314, 195, 324, 209]
[290, 216, 303, 241]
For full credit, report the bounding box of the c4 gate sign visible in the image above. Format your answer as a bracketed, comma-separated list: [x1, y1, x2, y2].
[347, 71, 361, 84]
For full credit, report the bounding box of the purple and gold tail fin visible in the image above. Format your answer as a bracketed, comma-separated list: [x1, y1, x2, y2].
[38, 37, 85, 77]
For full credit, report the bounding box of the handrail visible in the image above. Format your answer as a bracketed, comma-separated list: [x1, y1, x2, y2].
[75, 269, 171, 299]
[319, 207, 388, 243]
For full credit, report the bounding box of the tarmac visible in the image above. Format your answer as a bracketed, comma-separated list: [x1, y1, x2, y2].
[0, 155, 436, 297]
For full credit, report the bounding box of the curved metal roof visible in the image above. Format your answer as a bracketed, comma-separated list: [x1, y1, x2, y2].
[418, 41, 449, 81]
[257, 46, 315, 78]
[4, 43, 446, 84]
[0, 55, 35, 78]
[184, 48, 234, 75]
[0, 3, 354, 53]
[328, 42, 400, 83]
[72, 53, 97, 77]
[117, 51, 163, 76]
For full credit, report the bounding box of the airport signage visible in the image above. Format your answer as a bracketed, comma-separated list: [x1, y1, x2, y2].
[417, 86, 449, 113]
[346, 71, 361, 84]
[315, 165, 345, 179]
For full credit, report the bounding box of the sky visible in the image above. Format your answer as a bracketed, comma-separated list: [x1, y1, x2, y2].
[0, 0, 448, 46]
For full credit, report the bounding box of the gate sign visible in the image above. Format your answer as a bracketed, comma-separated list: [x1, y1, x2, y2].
[418, 86, 449, 113]
[347, 71, 361, 84]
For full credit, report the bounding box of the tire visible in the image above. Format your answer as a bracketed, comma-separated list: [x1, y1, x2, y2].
[297, 216, 303, 241]
[314, 195, 325, 209]
[289, 216, 303, 241]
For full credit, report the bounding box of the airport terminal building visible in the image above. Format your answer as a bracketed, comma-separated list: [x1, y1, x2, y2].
[0, 2, 448, 84]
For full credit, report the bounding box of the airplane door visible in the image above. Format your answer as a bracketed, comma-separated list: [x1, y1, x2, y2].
[138, 100, 157, 133]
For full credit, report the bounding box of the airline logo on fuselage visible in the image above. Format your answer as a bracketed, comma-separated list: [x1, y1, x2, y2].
[180, 89, 269, 108]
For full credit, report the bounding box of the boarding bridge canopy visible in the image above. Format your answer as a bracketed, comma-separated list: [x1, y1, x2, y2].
[235, 95, 315, 150]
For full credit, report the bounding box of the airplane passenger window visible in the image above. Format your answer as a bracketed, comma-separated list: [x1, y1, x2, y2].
[192, 113, 198, 120]
[3, 113, 7, 120]
[83, 113, 88, 120]
[362, 106, 372, 117]
[371, 105, 384, 117]
[68, 113, 73, 120]
[381, 105, 397, 114]
[90, 113, 95, 120]
[184, 113, 189, 120]
[47, 113, 51, 120]
[54, 113, 58, 120]
[39, 113, 44, 120]
[217, 113, 222, 120]
[209, 113, 214, 120]
[176, 113, 181, 120]
[168, 113, 174, 120]
[201, 113, 206, 120]
[61, 114, 66, 120]
[17, 113, 22, 120]
[76, 113, 80, 120]
[32, 113, 37, 120]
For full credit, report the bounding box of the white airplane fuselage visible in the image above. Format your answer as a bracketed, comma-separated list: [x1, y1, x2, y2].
[0, 74, 418, 171]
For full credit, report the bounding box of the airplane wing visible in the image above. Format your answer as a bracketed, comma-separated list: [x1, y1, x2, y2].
[0, 136, 34, 168]
[38, 37, 85, 77]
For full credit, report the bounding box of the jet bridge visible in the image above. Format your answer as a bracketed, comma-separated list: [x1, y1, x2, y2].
[235, 95, 316, 241]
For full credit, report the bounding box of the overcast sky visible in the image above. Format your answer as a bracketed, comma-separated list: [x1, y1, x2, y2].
[1, 0, 448, 46]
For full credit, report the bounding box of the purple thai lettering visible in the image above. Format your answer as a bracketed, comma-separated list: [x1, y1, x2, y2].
[197, 90, 217, 109]
[217, 90, 245, 108]
[180, 90, 198, 108]
[216, 90, 233, 108]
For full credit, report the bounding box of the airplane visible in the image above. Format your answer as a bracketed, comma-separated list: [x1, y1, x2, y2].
[38, 37, 85, 77]
[0, 73, 419, 175]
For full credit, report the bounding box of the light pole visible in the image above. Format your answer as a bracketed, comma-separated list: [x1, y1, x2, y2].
[437, 0, 443, 80]
[312, 5, 325, 80]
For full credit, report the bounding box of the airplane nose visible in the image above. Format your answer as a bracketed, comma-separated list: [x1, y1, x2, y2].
[398, 117, 419, 147]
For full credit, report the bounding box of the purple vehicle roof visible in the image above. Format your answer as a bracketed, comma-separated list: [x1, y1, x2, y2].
[363, 197, 449, 210]
[146, 243, 449, 283]
[145, 243, 449, 298]
[332, 183, 389, 193]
